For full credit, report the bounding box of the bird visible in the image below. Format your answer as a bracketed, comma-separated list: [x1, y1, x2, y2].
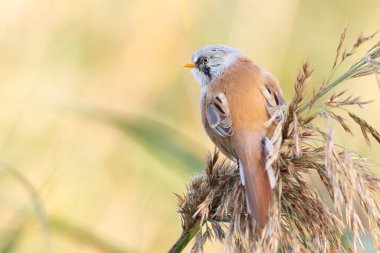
[183, 45, 285, 230]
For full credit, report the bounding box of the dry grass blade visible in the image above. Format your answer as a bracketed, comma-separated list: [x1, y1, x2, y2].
[283, 61, 313, 137]
[325, 90, 373, 108]
[349, 112, 380, 145]
[342, 31, 377, 61]
[303, 31, 380, 113]
[354, 31, 377, 48]
[170, 28, 380, 253]
[332, 25, 348, 70]
[323, 110, 352, 134]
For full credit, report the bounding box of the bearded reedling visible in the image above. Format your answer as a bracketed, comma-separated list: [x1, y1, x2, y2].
[184, 45, 285, 229]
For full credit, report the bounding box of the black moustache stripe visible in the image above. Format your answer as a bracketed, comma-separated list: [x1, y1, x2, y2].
[201, 66, 212, 79]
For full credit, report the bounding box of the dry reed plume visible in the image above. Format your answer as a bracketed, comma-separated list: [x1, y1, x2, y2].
[170, 27, 380, 253]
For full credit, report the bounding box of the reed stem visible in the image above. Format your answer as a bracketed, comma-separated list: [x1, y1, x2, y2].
[168, 222, 200, 253]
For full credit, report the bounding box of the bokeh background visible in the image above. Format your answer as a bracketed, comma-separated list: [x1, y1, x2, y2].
[0, 0, 380, 252]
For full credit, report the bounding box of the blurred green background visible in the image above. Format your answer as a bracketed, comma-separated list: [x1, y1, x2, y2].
[0, 0, 380, 252]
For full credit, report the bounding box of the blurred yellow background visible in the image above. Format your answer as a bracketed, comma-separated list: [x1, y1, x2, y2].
[0, 0, 380, 252]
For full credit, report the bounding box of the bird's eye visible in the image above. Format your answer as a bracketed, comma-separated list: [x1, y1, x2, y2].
[202, 58, 209, 64]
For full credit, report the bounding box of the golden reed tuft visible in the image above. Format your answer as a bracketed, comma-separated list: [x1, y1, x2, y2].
[170, 27, 380, 253]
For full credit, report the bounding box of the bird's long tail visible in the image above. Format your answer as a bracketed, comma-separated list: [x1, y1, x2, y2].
[235, 131, 274, 230]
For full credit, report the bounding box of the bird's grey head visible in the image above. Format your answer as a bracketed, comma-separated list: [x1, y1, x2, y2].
[184, 45, 243, 86]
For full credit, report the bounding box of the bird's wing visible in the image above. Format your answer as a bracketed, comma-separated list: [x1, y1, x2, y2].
[262, 75, 286, 126]
[261, 75, 286, 188]
[205, 93, 234, 137]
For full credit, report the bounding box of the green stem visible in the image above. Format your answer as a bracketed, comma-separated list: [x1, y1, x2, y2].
[298, 60, 367, 114]
[0, 161, 51, 253]
[168, 222, 201, 253]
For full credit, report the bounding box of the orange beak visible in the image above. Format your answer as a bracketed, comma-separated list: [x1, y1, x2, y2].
[182, 62, 196, 68]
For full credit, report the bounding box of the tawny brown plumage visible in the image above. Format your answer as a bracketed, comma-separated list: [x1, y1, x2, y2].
[186, 46, 285, 230]
[201, 57, 284, 228]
